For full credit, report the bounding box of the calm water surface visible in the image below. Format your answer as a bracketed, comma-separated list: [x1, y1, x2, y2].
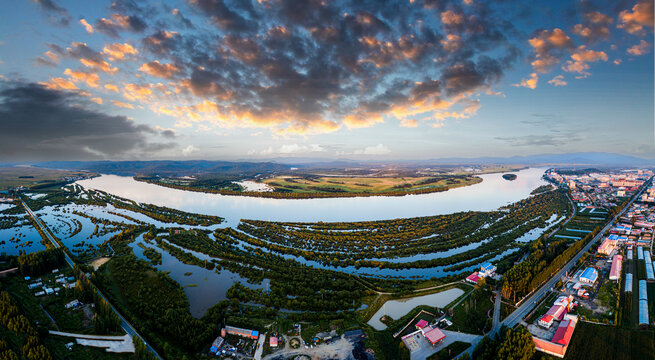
[77, 167, 548, 224]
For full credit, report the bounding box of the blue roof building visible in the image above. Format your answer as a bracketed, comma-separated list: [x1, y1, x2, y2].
[579, 267, 598, 284]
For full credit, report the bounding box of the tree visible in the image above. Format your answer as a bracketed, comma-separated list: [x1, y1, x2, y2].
[495, 326, 535, 360]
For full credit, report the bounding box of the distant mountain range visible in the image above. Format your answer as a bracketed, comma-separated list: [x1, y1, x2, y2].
[2, 152, 651, 176]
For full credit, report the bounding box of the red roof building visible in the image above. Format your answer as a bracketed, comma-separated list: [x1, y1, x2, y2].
[415, 319, 428, 329]
[466, 272, 480, 284]
[609, 255, 622, 280]
[423, 327, 446, 346]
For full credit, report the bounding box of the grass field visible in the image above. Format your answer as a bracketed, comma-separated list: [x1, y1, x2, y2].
[0, 166, 93, 189]
[262, 175, 481, 195]
[564, 321, 654, 360]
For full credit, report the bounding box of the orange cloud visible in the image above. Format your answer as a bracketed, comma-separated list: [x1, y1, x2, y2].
[39, 78, 78, 90]
[400, 119, 418, 128]
[139, 61, 180, 78]
[513, 73, 538, 89]
[563, 46, 608, 76]
[111, 100, 134, 109]
[627, 39, 651, 55]
[90, 97, 103, 104]
[79, 19, 93, 33]
[104, 84, 119, 92]
[44, 51, 59, 63]
[547, 75, 567, 87]
[343, 111, 385, 129]
[441, 10, 464, 26]
[63, 69, 101, 88]
[528, 29, 573, 73]
[618, 1, 654, 35]
[123, 83, 153, 101]
[102, 43, 138, 61]
[80, 58, 117, 73]
[441, 34, 461, 52]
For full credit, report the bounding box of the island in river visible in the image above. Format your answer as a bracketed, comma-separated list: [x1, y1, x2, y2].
[502, 173, 518, 181]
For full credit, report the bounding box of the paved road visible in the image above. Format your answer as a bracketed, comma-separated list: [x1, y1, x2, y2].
[22, 200, 162, 360]
[492, 291, 501, 330]
[459, 179, 650, 358]
[412, 329, 482, 360]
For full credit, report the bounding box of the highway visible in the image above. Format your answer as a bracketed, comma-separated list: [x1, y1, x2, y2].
[21, 200, 163, 360]
[461, 179, 650, 358]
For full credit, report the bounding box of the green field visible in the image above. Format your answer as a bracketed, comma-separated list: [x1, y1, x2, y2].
[564, 321, 655, 360]
[0, 166, 93, 190]
[262, 174, 482, 195]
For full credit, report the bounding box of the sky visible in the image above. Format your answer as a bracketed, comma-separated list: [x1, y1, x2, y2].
[0, 0, 653, 161]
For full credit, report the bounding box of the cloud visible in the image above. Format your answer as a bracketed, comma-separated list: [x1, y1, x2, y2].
[79, 19, 94, 33]
[627, 40, 651, 55]
[32, 0, 71, 26]
[111, 100, 134, 109]
[547, 75, 567, 86]
[104, 84, 119, 92]
[0, 82, 173, 160]
[139, 61, 180, 78]
[496, 134, 581, 147]
[617, 1, 654, 36]
[528, 28, 574, 73]
[513, 73, 538, 89]
[39, 77, 77, 90]
[400, 119, 418, 128]
[90, 97, 103, 104]
[354, 144, 391, 155]
[63, 69, 101, 88]
[102, 43, 138, 60]
[572, 11, 613, 42]
[95, 13, 147, 38]
[562, 46, 608, 77]
[35, 51, 60, 67]
[181, 145, 198, 156]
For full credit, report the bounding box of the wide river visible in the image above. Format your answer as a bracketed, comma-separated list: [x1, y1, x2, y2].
[76, 167, 548, 224]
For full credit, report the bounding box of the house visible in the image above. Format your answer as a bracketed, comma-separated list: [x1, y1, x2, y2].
[538, 305, 566, 328]
[270, 336, 278, 348]
[415, 319, 428, 329]
[532, 315, 579, 358]
[224, 325, 259, 340]
[579, 267, 598, 284]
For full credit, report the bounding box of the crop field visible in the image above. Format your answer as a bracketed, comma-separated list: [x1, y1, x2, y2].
[262, 174, 481, 195]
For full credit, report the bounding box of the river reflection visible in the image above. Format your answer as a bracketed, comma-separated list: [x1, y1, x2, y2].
[77, 167, 548, 224]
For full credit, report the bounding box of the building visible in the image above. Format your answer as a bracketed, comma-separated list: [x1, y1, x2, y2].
[609, 255, 622, 281]
[639, 280, 647, 301]
[465, 272, 480, 284]
[533, 315, 579, 358]
[579, 267, 598, 284]
[639, 300, 649, 328]
[422, 326, 446, 346]
[269, 336, 278, 348]
[415, 319, 428, 329]
[539, 305, 567, 328]
[597, 239, 617, 255]
[209, 337, 224, 353]
[625, 273, 633, 292]
[224, 325, 259, 340]
[479, 263, 496, 277]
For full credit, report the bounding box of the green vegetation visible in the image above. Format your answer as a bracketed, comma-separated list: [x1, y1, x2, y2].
[235, 190, 569, 270]
[17, 248, 65, 277]
[564, 321, 654, 360]
[0, 167, 93, 190]
[138, 173, 483, 198]
[450, 283, 492, 334]
[472, 325, 535, 360]
[0, 290, 53, 360]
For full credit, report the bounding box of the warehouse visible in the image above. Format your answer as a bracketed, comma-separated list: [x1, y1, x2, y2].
[609, 255, 622, 280]
[579, 267, 598, 284]
[639, 280, 648, 300]
[638, 300, 649, 328]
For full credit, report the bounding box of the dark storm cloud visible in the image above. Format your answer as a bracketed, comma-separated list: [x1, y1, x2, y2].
[0, 83, 175, 160]
[32, 0, 71, 26]
[189, 0, 257, 32]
